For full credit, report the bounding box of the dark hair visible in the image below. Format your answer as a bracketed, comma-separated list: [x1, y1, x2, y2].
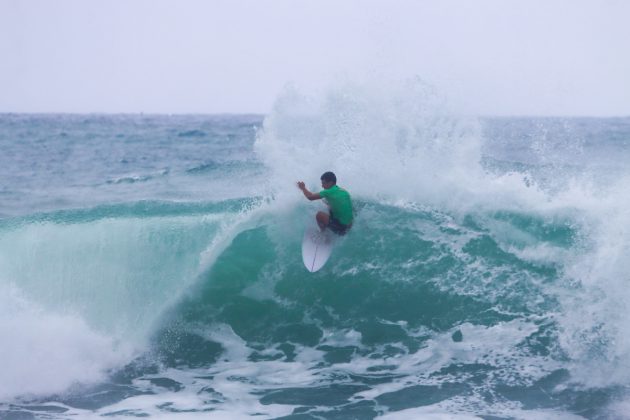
[320, 171, 337, 184]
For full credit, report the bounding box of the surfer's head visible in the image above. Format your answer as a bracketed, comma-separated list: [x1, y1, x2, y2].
[320, 171, 336, 189]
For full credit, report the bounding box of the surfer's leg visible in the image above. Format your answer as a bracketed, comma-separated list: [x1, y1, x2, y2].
[316, 211, 329, 231]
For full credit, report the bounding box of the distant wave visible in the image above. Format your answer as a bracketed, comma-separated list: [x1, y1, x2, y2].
[106, 174, 152, 184]
[185, 161, 220, 174]
[105, 169, 169, 184]
[178, 129, 207, 138]
[185, 160, 263, 175]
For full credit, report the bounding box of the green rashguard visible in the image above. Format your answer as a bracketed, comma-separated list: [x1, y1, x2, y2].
[319, 185, 353, 225]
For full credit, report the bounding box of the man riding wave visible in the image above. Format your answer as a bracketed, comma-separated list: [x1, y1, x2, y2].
[297, 171, 353, 235]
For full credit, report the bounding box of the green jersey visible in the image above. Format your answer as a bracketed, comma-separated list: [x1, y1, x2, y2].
[319, 185, 353, 225]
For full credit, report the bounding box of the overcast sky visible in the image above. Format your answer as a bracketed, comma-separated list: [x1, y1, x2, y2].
[1, 0, 629, 116]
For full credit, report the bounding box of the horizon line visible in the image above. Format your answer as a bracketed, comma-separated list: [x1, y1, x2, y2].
[1, 111, 628, 119]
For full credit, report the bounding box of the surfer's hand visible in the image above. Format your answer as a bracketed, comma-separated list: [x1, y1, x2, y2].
[297, 181, 305, 190]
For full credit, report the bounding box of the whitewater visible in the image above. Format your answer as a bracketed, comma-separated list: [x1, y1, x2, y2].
[1, 81, 630, 419]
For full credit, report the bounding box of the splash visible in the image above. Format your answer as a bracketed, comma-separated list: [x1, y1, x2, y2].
[255, 78, 551, 215]
[0, 285, 133, 400]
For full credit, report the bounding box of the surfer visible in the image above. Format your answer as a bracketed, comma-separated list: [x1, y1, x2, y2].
[297, 171, 353, 235]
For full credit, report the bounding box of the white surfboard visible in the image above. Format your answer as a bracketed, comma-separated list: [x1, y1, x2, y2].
[302, 226, 335, 272]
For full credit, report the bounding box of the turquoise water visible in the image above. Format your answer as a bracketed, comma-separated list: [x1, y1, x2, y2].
[1, 86, 630, 419]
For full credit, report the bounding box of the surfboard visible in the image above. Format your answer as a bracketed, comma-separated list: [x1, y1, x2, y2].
[302, 226, 335, 272]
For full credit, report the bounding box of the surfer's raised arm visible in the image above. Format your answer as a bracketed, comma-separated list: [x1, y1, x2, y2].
[296, 181, 322, 201]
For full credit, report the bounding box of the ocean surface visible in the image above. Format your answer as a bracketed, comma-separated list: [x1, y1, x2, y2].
[1, 85, 630, 419]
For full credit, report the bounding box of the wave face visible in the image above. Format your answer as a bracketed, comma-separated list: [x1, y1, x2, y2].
[1, 87, 630, 418]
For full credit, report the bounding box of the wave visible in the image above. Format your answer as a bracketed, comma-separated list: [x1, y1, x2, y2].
[132, 199, 582, 417]
[1, 188, 628, 416]
[105, 174, 155, 184]
[185, 160, 263, 175]
[0, 196, 568, 399]
[0, 200, 256, 400]
[177, 129, 207, 138]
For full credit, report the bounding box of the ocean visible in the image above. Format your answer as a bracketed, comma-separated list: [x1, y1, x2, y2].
[1, 84, 630, 419]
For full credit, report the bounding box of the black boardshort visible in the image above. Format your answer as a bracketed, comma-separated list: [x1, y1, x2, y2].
[328, 211, 351, 236]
